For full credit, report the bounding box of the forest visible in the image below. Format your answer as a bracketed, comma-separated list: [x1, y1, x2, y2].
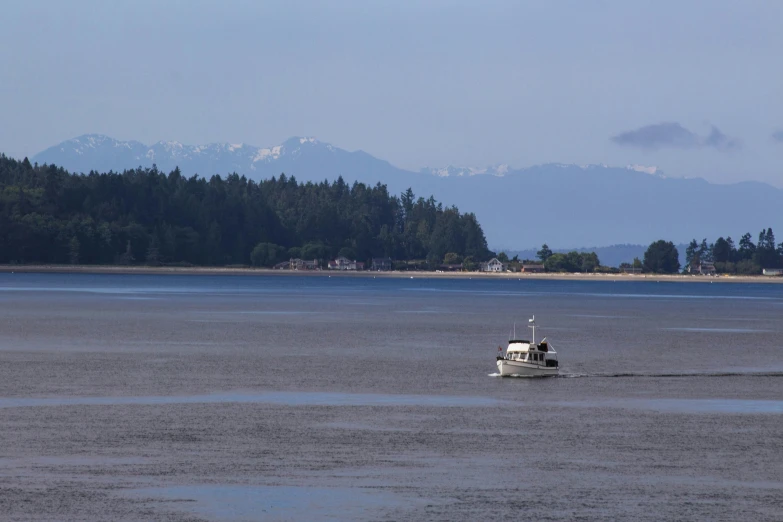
[682, 231, 782, 274]
[0, 155, 492, 267]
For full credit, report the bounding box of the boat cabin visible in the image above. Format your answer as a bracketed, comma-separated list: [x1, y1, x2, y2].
[503, 340, 557, 366]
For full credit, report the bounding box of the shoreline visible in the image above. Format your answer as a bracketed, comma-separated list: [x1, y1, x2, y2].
[1, 264, 783, 283]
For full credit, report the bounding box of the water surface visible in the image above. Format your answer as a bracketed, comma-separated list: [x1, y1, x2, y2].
[0, 273, 781, 521]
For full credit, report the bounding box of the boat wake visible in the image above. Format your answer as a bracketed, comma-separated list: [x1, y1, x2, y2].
[490, 371, 783, 379]
[560, 371, 783, 379]
[488, 372, 556, 379]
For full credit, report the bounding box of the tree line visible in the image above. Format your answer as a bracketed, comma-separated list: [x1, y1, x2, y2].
[521, 231, 783, 275]
[683, 230, 782, 274]
[0, 155, 492, 267]
[492, 244, 605, 273]
[623, 230, 782, 275]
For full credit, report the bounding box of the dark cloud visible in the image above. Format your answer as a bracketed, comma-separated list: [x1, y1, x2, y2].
[704, 125, 740, 151]
[772, 129, 783, 143]
[611, 122, 740, 151]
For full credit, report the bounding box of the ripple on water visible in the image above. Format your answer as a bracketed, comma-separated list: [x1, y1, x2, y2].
[662, 327, 772, 333]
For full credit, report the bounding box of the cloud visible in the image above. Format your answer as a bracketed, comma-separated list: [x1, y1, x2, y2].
[772, 129, 783, 143]
[611, 122, 740, 151]
[703, 125, 740, 151]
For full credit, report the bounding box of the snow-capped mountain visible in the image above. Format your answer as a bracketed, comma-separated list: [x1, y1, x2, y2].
[420, 164, 511, 177]
[30, 134, 783, 250]
[33, 134, 405, 183]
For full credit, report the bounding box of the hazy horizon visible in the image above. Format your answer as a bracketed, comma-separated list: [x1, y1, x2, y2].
[2, 1, 782, 185]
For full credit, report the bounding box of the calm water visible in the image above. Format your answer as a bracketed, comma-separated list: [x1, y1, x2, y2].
[0, 273, 781, 521]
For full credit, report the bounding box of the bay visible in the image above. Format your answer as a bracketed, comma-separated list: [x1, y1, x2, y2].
[0, 273, 780, 521]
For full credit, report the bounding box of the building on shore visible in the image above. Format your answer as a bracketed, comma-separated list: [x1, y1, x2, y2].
[480, 258, 506, 272]
[327, 257, 364, 271]
[371, 257, 392, 271]
[762, 268, 783, 276]
[290, 258, 319, 270]
[688, 261, 716, 275]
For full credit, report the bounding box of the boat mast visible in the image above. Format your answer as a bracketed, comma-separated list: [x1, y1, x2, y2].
[528, 315, 535, 344]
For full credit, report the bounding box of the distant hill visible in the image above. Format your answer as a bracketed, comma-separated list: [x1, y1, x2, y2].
[33, 135, 783, 250]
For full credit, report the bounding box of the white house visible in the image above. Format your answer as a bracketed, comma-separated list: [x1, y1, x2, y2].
[481, 258, 506, 272]
[762, 268, 783, 276]
[328, 257, 364, 271]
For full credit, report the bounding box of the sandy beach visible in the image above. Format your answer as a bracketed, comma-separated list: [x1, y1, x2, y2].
[1, 264, 782, 283]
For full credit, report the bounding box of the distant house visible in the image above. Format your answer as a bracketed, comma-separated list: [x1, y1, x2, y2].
[520, 264, 544, 273]
[688, 261, 716, 275]
[273, 261, 290, 270]
[438, 264, 463, 272]
[371, 257, 392, 271]
[762, 268, 783, 276]
[481, 258, 506, 272]
[291, 258, 319, 270]
[620, 267, 643, 274]
[328, 256, 364, 271]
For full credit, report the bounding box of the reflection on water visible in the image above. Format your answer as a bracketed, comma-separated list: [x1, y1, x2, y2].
[127, 485, 404, 521]
[0, 391, 502, 409]
[556, 398, 783, 414]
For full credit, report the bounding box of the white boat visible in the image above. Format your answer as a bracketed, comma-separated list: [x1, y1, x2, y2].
[496, 316, 559, 376]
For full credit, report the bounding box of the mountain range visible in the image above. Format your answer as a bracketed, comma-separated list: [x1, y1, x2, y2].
[32, 134, 783, 252]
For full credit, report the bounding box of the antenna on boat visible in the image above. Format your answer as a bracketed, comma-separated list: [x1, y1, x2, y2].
[528, 315, 536, 344]
[513, 321, 516, 340]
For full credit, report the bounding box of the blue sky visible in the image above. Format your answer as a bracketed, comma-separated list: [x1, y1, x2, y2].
[2, 0, 781, 185]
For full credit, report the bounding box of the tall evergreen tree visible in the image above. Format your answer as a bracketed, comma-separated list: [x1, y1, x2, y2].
[537, 244, 553, 262]
[738, 233, 756, 261]
[685, 239, 699, 267]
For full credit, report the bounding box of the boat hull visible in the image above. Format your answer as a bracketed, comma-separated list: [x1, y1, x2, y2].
[496, 359, 558, 377]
